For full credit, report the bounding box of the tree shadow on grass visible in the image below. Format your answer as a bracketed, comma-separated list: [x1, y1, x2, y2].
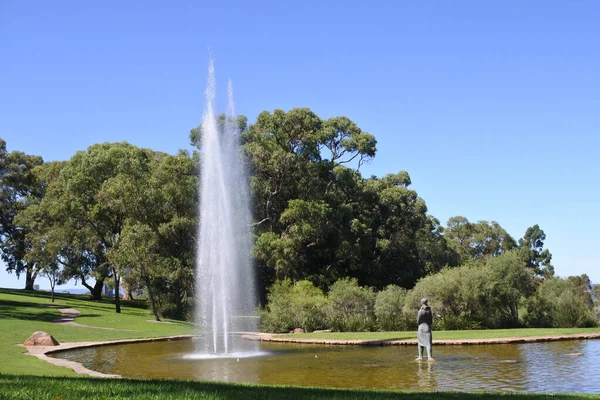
[0, 299, 60, 322]
[0, 375, 591, 400]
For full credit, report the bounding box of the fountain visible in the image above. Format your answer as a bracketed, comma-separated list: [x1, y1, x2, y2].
[194, 59, 258, 356]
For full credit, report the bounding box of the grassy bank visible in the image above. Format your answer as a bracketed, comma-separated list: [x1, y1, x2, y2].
[0, 287, 193, 376]
[276, 327, 600, 342]
[1, 375, 598, 400]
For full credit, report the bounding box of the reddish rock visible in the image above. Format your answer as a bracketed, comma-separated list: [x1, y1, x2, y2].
[290, 328, 304, 334]
[24, 331, 59, 346]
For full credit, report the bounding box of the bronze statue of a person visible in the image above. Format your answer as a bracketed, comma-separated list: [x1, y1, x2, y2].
[416, 298, 433, 361]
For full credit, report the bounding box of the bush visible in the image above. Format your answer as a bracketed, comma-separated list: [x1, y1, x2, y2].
[403, 251, 533, 329]
[374, 285, 411, 331]
[434, 313, 481, 331]
[326, 278, 376, 332]
[524, 276, 598, 328]
[260, 279, 328, 333]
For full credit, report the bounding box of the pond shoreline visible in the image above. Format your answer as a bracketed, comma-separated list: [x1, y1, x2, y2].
[250, 332, 600, 346]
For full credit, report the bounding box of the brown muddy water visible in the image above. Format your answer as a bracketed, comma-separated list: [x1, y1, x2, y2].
[51, 337, 600, 393]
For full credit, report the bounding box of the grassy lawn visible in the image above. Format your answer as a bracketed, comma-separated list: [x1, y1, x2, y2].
[276, 327, 600, 341]
[1, 375, 598, 400]
[0, 287, 193, 376]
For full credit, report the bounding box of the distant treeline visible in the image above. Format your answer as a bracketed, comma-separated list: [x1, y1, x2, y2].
[1, 108, 597, 327]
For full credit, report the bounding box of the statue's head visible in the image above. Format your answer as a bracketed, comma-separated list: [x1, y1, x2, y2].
[420, 298, 428, 306]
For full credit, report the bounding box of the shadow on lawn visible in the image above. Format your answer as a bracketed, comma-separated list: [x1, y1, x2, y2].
[0, 299, 60, 322]
[0, 375, 592, 400]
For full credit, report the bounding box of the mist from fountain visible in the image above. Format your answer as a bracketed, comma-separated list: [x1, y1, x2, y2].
[195, 59, 258, 356]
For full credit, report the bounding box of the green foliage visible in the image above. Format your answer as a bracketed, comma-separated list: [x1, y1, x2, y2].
[326, 278, 376, 332]
[518, 224, 554, 278]
[445, 216, 517, 264]
[0, 138, 44, 289]
[374, 285, 412, 331]
[260, 279, 328, 333]
[404, 251, 531, 330]
[522, 275, 597, 328]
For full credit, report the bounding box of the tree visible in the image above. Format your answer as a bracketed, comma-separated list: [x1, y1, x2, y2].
[445, 216, 516, 263]
[31, 142, 158, 312]
[109, 223, 162, 320]
[244, 109, 377, 296]
[40, 262, 64, 303]
[518, 224, 554, 278]
[0, 138, 44, 289]
[113, 150, 197, 319]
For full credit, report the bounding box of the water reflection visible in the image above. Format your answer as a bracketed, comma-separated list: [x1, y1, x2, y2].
[51, 338, 600, 393]
[417, 361, 435, 390]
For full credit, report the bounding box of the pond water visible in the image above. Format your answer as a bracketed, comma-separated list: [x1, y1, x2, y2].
[51, 337, 600, 393]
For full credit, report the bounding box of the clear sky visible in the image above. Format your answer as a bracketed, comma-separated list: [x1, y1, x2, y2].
[1, 1, 599, 290]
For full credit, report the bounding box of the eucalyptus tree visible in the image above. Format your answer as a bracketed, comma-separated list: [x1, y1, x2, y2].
[28, 142, 159, 312]
[244, 108, 377, 293]
[445, 216, 517, 263]
[518, 224, 554, 278]
[112, 150, 197, 319]
[0, 138, 44, 289]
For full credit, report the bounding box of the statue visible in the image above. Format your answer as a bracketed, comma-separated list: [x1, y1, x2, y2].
[416, 298, 434, 362]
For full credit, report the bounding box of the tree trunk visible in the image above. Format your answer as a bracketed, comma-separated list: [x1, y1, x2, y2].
[24, 268, 35, 290]
[51, 283, 55, 303]
[113, 266, 121, 314]
[81, 276, 104, 300]
[122, 282, 134, 301]
[146, 281, 161, 322]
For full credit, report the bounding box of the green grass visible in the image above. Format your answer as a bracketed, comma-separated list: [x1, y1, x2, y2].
[0, 375, 598, 400]
[0, 287, 193, 376]
[276, 327, 600, 341]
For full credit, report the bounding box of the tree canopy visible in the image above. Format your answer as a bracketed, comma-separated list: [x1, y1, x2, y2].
[1, 108, 574, 327]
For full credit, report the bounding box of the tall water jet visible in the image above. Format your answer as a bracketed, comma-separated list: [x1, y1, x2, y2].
[195, 60, 257, 354]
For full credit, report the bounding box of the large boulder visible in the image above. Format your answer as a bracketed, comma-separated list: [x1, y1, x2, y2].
[24, 331, 59, 346]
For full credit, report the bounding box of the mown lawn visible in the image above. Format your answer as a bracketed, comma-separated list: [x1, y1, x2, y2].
[1, 375, 598, 400]
[276, 327, 600, 341]
[0, 287, 193, 376]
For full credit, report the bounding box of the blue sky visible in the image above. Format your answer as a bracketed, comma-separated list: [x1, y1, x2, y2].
[1, 1, 599, 289]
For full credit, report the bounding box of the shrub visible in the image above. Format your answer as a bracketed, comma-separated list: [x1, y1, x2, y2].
[525, 276, 598, 328]
[260, 279, 328, 333]
[403, 251, 533, 329]
[326, 277, 376, 332]
[374, 285, 410, 331]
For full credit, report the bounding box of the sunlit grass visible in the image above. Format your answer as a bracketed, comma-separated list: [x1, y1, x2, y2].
[0, 288, 193, 375]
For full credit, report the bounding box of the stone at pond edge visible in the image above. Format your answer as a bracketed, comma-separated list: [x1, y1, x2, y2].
[24, 331, 59, 346]
[290, 328, 304, 334]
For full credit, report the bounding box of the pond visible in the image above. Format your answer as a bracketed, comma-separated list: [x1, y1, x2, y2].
[51, 337, 600, 393]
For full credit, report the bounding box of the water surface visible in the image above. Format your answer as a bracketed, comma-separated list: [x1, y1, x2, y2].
[52, 338, 600, 393]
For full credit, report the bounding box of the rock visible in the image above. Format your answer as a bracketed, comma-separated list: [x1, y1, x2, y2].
[566, 352, 583, 357]
[24, 331, 59, 346]
[290, 328, 304, 334]
[313, 329, 332, 333]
